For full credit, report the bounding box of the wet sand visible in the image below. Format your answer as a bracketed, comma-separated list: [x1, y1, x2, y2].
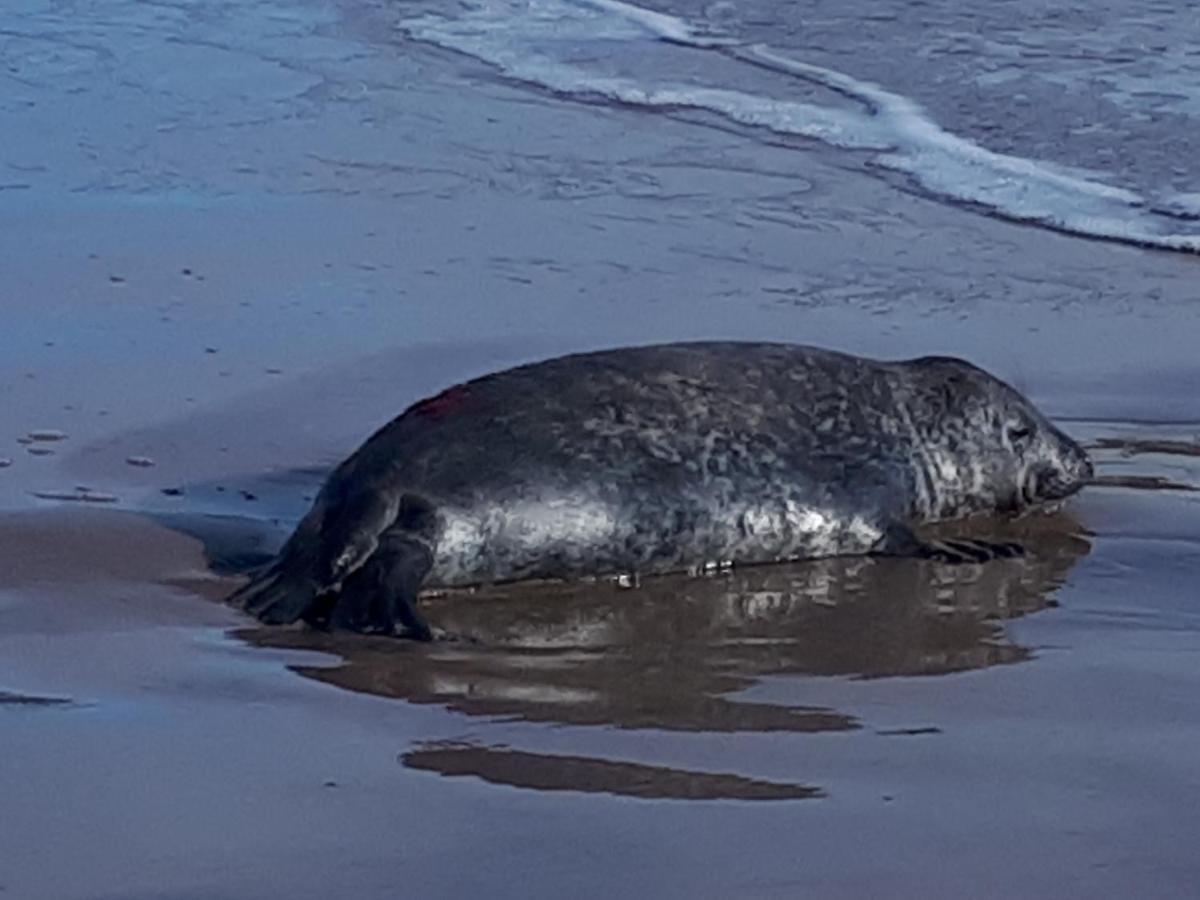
[4, 0, 1200, 897]
[3, 457, 1199, 899]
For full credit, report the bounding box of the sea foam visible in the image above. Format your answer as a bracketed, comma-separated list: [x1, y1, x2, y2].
[401, 0, 1200, 253]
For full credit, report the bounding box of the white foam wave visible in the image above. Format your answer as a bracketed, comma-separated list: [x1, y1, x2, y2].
[400, 0, 1200, 253]
[575, 0, 715, 45]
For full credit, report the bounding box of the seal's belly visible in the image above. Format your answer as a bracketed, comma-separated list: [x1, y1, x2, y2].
[428, 492, 886, 587]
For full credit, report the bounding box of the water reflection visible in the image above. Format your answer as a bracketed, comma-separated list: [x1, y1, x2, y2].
[244, 512, 1090, 735]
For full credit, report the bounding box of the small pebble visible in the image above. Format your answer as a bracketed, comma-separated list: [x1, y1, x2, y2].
[0, 458, 12, 468]
[109, 275, 125, 284]
[125, 455, 156, 468]
[27, 429, 68, 442]
[32, 488, 118, 503]
[27, 447, 55, 457]
[161, 487, 184, 497]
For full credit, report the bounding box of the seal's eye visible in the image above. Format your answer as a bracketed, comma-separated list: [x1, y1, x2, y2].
[1006, 424, 1034, 445]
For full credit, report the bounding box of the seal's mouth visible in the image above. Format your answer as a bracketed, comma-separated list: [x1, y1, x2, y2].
[1023, 456, 1093, 507]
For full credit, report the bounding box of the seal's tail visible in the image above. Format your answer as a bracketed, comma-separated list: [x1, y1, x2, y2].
[227, 561, 319, 625]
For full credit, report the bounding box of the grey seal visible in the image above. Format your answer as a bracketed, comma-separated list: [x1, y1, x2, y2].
[229, 341, 1092, 638]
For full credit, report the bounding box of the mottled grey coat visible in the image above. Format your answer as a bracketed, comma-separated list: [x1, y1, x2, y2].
[230, 342, 1092, 636]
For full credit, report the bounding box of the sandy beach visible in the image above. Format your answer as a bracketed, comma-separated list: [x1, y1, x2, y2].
[3, 0, 1200, 897]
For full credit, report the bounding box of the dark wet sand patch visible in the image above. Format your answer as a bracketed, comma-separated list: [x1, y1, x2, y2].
[1089, 474, 1198, 492]
[0, 689, 73, 707]
[0, 508, 225, 590]
[31, 488, 120, 503]
[1091, 436, 1200, 457]
[402, 740, 822, 801]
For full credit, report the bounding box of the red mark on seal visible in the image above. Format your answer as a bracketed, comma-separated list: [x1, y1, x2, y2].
[411, 384, 471, 420]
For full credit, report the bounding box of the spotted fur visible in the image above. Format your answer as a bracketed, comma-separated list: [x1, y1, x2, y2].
[229, 342, 1092, 634]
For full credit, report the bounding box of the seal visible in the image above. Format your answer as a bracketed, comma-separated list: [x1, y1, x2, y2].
[229, 342, 1092, 638]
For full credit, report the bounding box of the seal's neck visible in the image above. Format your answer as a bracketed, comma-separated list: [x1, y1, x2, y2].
[908, 447, 993, 523]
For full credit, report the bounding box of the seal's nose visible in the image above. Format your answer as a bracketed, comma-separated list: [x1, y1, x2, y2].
[1067, 440, 1094, 485]
[1050, 424, 1093, 488]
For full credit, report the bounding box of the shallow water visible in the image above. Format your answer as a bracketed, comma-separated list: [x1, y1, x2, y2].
[3, 0, 1200, 897]
[400, 0, 1200, 249]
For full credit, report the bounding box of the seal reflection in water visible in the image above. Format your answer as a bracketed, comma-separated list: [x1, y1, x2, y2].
[229, 342, 1093, 638]
[244, 514, 1089, 798]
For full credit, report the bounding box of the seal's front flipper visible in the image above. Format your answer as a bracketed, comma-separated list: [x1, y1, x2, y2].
[316, 494, 439, 640]
[930, 538, 1024, 562]
[876, 522, 1025, 563]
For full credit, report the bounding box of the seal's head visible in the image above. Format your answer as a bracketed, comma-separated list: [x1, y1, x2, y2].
[904, 357, 1093, 519]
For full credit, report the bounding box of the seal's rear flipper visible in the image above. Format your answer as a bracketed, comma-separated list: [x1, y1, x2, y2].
[228, 562, 319, 625]
[319, 494, 439, 640]
[327, 534, 435, 640]
[876, 523, 1025, 563]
